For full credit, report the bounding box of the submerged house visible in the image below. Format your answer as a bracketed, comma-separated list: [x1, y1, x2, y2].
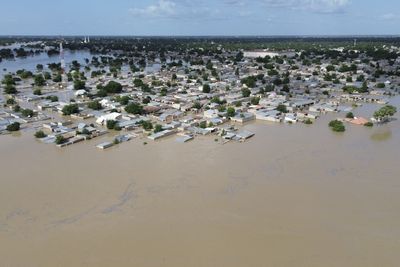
[96, 112, 122, 125]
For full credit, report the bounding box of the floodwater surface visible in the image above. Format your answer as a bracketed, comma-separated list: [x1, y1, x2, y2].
[0, 98, 399, 267]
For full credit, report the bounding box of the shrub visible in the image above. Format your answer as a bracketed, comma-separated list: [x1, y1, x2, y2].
[34, 130, 47, 138]
[55, 135, 66, 144]
[364, 122, 373, 127]
[6, 98, 16, 105]
[21, 109, 34, 117]
[329, 120, 345, 132]
[4, 84, 17, 94]
[87, 100, 103, 110]
[304, 118, 313, 125]
[227, 107, 236, 118]
[199, 121, 207, 129]
[46, 95, 59, 102]
[154, 124, 163, 133]
[106, 120, 118, 130]
[33, 88, 42, 95]
[140, 120, 153, 131]
[6, 122, 20, 131]
[346, 112, 354, 119]
[276, 104, 287, 113]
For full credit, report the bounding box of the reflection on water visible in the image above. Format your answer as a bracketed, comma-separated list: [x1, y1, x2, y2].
[370, 128, 392, 141]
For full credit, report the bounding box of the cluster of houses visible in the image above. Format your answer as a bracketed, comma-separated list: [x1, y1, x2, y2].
[1, 44, 398, 148]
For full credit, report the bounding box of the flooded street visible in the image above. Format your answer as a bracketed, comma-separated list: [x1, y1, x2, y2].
[0, 98, 400, 267]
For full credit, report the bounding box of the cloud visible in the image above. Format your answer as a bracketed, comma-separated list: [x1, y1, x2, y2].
[263, 0, 350, 13]
[381, 13, 399, 20]
[129, 0, 177, 18]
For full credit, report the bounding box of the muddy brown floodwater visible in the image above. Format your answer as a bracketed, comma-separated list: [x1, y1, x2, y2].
[0, 98, 400, 267]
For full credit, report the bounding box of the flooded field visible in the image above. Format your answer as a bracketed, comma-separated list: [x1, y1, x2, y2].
[0, 98, 399, 267]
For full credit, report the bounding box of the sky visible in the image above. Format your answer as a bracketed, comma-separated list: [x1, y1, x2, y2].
[0, 0, 399, 36]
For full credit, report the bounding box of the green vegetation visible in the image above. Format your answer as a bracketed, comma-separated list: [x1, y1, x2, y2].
[276, 104, 288, 113]
[21, 109, 34, 117]
[373, 105, 397, 121]
[46, 95, 58, 102]
[6, 122, 20, 131]
[199, 121, 207, 129]
[226, 107, 236, 118]
[33, 88, 42, 95]
[6, 98, 16, 105]
[73, 80, 86, 90]
[364, 122, 373, 127]
[241, 88, 251, 97]
[55, 135, 66, 145]
[140, 120, 153, 131]
[13, 105, 21, 112]
[115, 95, 131, 105]
[4, 84, 17, 94]
[241, 76, 257, 88]
[202, 84, 211, 93]
[346, 112, 354, 119]
[103, 81, 122, 94]
[87, 100, 103, 110]
[343, 85, 368, 94]
[62, 104, 79, 115]
[304, 118, 313, 124]
[192, 102, 202, 109]
[154, 124, 163, 133]
[106, 120, 120, 130]
[34, 74, 45, 86]
[34, 130, 47, 138]
[125, 102, 143, 114]
[329, 120, 345, 132]
[250, 97, 260, 105]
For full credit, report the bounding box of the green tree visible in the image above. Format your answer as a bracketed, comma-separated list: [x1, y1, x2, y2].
[106, 120, 118, 130]
[140, 120, 153, 131]
[329, 120, 345, 132]
[242, 88, 251, 97]
[115, 95, 131, 105]
[6, 122, 20, 131]
[87, 100, 103, 110]
[55, 135, 66, 144]
[21, 109, 34, 117]
[203, 84, 211, 93]
[33, 88, 42, 95]
[154, 124, 163, 133]
[62, 104, 79, 115]
[276, 104, 287, 113]
[199, 121, 207, 129]
[250, 97, 260, 105]
[192, 102, 202, 109]
[34, 130, 47, 138]
[104, 81, 123, 94]
[346, 112, 354, 119]
[4, 84, 17, 94]
[73, 80, 86, 90]
[6, 98, 16, 105]
[227, 107, 236, 118]
[125, 102, 143, 114]
[34, 74, 46, 86]
[46, 95, 59, 102]
[373, 105, 397, 121]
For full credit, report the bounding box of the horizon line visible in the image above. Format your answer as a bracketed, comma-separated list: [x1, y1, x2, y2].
[1, 34, 400, 38]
